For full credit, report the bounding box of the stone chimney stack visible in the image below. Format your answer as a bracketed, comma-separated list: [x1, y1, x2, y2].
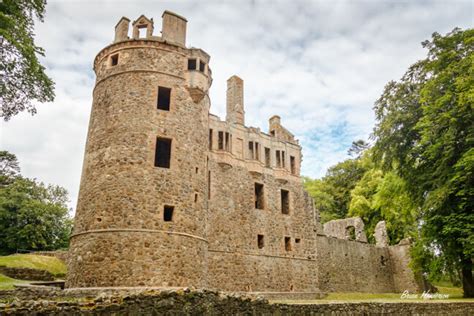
[114, 17, 130, 42]
[226, 75, 245, 125]
[161, 10, 187, 47]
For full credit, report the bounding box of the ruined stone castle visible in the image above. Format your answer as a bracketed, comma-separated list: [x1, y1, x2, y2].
[67, 11, 420, 297]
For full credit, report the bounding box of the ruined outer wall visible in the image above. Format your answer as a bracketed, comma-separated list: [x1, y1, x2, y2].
[316, 235, 395, 293]
[206, 117, 319, 292]
[67, 38, 211, 288]
[389, 243, 421, 293]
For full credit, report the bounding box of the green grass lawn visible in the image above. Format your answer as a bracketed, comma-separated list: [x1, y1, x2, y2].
[0, 273, 29, 290]
[0, 254, 67, 276]
[0, 254, 67, 290]
[270, 285, 474, 304]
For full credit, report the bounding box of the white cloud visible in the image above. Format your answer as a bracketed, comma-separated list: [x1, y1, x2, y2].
[1, 0, 472, 209]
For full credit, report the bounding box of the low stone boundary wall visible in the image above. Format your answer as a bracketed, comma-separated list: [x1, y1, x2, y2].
[0, 288, 472, 315]
[0, 266, 54, 281]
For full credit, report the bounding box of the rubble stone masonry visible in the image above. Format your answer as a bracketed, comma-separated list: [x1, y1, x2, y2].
[66, 11, 421, 296]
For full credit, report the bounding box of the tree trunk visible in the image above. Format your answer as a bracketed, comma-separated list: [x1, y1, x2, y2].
[461, 256, 474, 298]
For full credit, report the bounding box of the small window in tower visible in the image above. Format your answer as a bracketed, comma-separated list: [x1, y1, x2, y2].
[265, 147, 271, 167]
[276, 150, 281, 167]
[194, 193, 198, 203]
[282, 151, 286, 168]
[257, 234, 265, 249]
[295, 238, 301, 244]
[110, 54, 119, 66]
[163, 205, 174, 222]
[199, 61, 205, 72]
[209, 129, 213, 150]
[218, 131, 224, 150]
[249, 141, 254, 159]
[254, 183, 264, 210]
[154, 138, 172, 168]
[157, 86, 171, 111]
[281, 189, 290, 214]
[270, 130, 275, 136]
[255, 142, 260, 161]
[188, 59, 197, 70]
[285, 236, 292, 251]
[290, 156, 296, 174]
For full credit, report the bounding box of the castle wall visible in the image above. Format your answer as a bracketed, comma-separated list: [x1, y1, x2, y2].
[206, 127, 320, 292]
[316, 235, 395, 293]
[389, 242, 421, 293]
[67, 36, 211, 288]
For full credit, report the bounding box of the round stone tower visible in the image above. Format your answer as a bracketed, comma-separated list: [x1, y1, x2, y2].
[67, 11, 212, 288]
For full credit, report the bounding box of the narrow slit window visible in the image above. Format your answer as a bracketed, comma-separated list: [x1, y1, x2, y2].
[194, 193, 198, 203]
[254, 183, 264, 210]
[255, 142, 260, 161]
[290, 156, 296, 174]
[249, 141, 254, 159]
[225, 132, 230, 151]
[257, 235, 264, 249]
[218, 131, 224, 150]
[208, 171, 211, 199]
[281, 189, 290, 214]
[110, 54, 119, 66]
[282, 151, 286, 168]
[188, 59, 197, 70]
[163, 205, 174, 222]
[276, 150, 281, 167]
[209, 129, 213, 150]
[285, 237, 292, 251]
[157, 86, 171, 111]
[154, 138, 172, 168]
[265, 147, 271, 167]
[199, 61, 205, 72]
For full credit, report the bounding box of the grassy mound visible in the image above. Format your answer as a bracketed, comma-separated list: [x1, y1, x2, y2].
[0, 254, 67, 276]
[0, 274, 29, 290]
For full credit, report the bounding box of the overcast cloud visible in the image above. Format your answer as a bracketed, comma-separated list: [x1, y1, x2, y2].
[1, 0, 472, 209]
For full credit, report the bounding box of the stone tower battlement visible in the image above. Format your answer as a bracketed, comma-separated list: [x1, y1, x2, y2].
[67, 11, 421, 296]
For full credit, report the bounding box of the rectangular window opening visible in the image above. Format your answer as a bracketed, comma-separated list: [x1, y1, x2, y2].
[138, 27, 147, 38]
[154, 138, 172, 168]
[295, 238, 301, 244]
[157, 86, 171, 111]
[111, 54, 119, 66]
[290, 156, 296, 174]
[163, 205, 174, 222]
[209, 129, 213, 150]
[276, 150, 281, 167]
[194, 193, 198, 203]
[188, 59, 197, 70]
[265, 148, 271, 167]
[282, 151, 286, 168]
[225, 132, 230, 152]
[199, 61, 205, 72]
[257, 234, 265, 249]
[249, 141, 254, 159]
[254, 183, 264, 210]
[285, 237, 292, 251]
[218, 131, 224, 150]
[281, 189, 290, 214]
[255, 142, 260, 161]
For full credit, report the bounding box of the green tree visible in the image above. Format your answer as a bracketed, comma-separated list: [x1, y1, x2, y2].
[349, 169, 417, 244]
[0, 150, 20, 185]
[304, 141, 369, 222]
[0, 0, 55, 120]
[372, 28, 474, 297]
[0, 151, 72, 254]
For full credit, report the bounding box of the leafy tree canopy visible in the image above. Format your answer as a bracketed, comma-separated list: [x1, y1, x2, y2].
[372, 28, 474, 297]
[0, 0, 55, 120]
[0, 151, 71, 255]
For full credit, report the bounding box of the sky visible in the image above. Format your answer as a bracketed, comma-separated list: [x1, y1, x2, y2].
[1, 0, 472, 210]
